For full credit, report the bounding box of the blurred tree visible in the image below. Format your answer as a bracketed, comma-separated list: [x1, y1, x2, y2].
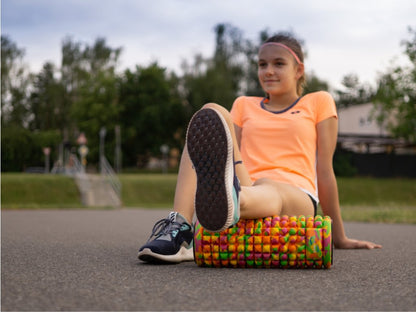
[61, 37, 122, 162]
[373, 27, 416, 143]
[335, 73, 374, 108]
[1, 125, 33, 171]
[181, 23, 244, 112]
[1, 35, 31, 127]
[304, 71, 329, 94]
[60, 37, 122, 140]
[71, 70, 120, 163]
[29, 62, 65, 132]
[240, 29, 270, 97]
[118, 63, 186, 167]
[60, 36, 86, 138]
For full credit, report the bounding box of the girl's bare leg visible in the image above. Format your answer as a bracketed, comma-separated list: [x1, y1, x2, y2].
[172, 103, 252, 224]
[201, 103, 252, 186]
[172, 146, 196, 224]
[202, 103, 315, 218]
[172, 103, 314, 225]
[240, 179, 315, 219]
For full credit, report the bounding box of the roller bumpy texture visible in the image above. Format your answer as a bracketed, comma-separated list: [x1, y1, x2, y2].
[194, 215, 333, 269]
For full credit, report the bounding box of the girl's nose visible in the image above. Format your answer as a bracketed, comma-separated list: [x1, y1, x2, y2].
[265, 65, 274, 76]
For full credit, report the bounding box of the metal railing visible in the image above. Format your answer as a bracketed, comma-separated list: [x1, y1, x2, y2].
[100, 155, 122, 201]
[51, 152, 85, 175]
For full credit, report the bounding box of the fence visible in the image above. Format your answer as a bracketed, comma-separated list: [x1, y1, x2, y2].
[335, 150, 416, 177]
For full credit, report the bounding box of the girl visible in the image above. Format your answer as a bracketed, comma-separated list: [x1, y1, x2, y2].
[138, 33, 381, 263]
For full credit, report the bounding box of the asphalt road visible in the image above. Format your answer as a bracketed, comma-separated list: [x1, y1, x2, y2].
[2, 209, 415, 311]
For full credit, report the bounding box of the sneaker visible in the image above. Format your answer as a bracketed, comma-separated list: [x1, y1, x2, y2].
[186, 108, 241, 232]
[138, 212, 194, 263]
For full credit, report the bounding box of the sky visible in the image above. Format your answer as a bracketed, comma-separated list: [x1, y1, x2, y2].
[2, 0, 416, 90]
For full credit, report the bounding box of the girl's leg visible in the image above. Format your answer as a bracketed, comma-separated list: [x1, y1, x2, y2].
[172, 103, 252, 224]
[240, 178, 315, 219]
[201, 103, 252, 186]
[172, 145, 196, 224]
[173, 103, 314, 224]
[192, 103, 314, 219]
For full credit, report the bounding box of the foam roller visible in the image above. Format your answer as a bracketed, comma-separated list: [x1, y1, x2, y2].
[194, 215, 333, 269]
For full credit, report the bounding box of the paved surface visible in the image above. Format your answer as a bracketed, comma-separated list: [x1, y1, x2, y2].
[2, 209, 415, 311]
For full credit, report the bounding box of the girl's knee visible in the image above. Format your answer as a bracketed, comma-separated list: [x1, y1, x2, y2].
[202, 103, 223, 111]
[239, 183, 283, 219]
[202, 103, 230, 116]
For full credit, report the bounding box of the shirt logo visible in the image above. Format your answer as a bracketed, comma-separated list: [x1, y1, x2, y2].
[291, 110, 301, 114]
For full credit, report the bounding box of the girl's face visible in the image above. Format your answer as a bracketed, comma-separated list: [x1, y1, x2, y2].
[257, 45, 303, 97]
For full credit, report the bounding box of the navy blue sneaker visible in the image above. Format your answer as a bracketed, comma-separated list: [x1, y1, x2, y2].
[186, 108, 241, 232]
[138, 212, 194, 263]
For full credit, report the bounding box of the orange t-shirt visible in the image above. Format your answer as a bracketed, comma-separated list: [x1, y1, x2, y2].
[230, 91, 338, 199]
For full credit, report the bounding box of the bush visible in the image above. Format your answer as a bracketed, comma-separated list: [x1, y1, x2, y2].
[1, 126, 61, 172]
[333, 150, 358, 177]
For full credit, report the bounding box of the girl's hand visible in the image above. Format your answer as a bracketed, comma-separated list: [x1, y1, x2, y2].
[335, 237, 382, 249]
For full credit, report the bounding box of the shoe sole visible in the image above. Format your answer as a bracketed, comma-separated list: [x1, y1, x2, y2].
[138, 246, 194, 264]
[186, 108, 234, 232]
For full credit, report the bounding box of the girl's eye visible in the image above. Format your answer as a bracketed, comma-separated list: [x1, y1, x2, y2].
[258, 62, 266, 68]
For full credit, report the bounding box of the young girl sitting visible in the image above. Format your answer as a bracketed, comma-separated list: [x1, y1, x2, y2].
[138, 32, 381, 263]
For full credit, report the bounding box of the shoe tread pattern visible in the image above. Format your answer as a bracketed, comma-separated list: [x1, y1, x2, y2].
[187, 109, 231, 232]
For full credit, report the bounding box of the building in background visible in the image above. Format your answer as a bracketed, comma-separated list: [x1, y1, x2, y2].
[337, 103, 414, 155]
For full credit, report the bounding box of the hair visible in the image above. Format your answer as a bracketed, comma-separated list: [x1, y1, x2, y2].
[263, 32, 306, 96]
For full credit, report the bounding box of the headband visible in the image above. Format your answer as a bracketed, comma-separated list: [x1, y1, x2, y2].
[260, 42, 302, 65]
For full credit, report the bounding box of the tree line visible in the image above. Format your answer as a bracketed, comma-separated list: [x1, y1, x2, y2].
[2, 24, 415, 172]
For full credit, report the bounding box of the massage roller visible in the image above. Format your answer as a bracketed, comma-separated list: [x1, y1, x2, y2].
[194, 215, 333, 268]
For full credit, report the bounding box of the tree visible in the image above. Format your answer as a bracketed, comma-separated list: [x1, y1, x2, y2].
[1, 35, 31, 127]
[118, 63, 186, 167]
[373, 27, 416, 143]
[29, 62, 65, 132]
[181, 24, 245, 112]
[240, 29, 270, 97]
[71, 70, 120, 163]
[60, 37, 122, 162]
[304, 71, 329, 94]
[335, 73, 374, 108]
[59, 37, 121, 136]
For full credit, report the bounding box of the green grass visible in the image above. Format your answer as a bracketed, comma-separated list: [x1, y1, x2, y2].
[334, 177, 416, 224]
[337, 177, 416, 206]
[336, 205, 416, 224]
[120, 174, 177, 208]
[1, 173, 82, 209]
[2, 174, 415, 223]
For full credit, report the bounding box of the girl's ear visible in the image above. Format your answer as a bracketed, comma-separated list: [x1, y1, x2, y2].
[295, 63, 305, 80]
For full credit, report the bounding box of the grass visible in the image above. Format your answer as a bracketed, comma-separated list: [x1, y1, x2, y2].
[336, 205, 416, 224]
[120, 174, 177, 208]
[337, 177, 416, 206]
[1, 173, 82, 209]
[2, 173, 415, 223]
[335, 177, 416, 223]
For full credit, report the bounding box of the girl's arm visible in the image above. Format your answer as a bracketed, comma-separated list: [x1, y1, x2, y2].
[316, 117, 382, 249]
[234, 124, 242, 148]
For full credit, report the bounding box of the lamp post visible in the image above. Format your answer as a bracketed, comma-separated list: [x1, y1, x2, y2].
[160, 144, 169, 174]
[43, 147, 51, 173]
[99, 127, 107, 174]
[77, 133, 88, 173]
[115, 125, 121, 173]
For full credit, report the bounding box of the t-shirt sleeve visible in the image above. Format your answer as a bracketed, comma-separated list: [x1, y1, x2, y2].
[315, 91, 338, 124]
[230, 96, 244, 127]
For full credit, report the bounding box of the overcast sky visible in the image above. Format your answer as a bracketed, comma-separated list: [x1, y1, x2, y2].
[2, 0, 415, 90]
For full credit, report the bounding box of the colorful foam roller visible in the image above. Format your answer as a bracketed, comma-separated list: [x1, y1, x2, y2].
[194, 215, 333, 269]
